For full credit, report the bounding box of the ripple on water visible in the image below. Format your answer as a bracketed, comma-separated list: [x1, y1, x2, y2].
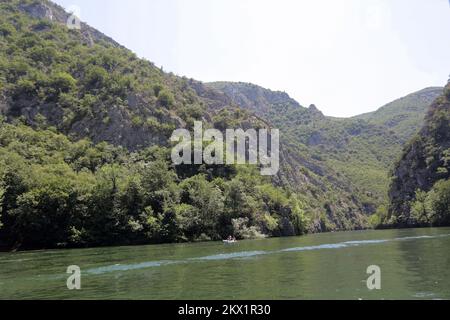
[189, 250, 268, 261]
[87, 260, 183, 275]
[82, 233, 450, 275]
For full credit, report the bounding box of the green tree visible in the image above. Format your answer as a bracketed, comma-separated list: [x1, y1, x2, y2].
[289, 195, 308, 235]
[368, 205, 388, 228]
[87, 164, 128, 245]
[180, 175, 224, 240]
[411, 190, 433, 225]
[140, 159, 179, 213]
[7, 163, 94, 248]
[173, 203, 199, 241]
[428, 180, 450, 225]
[410, 180, 450, 226]
[84, 65, 108, 89]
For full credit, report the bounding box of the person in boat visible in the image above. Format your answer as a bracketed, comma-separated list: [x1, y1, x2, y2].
[226, 235, 237, 242]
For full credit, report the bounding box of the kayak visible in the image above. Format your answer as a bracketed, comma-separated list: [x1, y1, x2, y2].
[223, 240, 237, 244]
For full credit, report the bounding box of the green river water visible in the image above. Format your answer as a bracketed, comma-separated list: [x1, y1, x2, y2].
[1, 228, 449, 300]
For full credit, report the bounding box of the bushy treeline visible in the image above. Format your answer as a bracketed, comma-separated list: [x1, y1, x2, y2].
[370, 180, 450, 229]
[0, 121, 308, 249]
[385, 83, 450, 228]
[0, 0, 377, 234]
[208, 82, 413, 218]
[409, 180, 450, 226]
[0, 1, 310, 250]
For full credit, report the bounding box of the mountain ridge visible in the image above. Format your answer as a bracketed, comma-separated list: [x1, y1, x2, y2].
[206, 82, 442, 215]
[0, 0, 446, 250]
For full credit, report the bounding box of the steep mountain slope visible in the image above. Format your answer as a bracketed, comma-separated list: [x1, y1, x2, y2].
[0, 0, 442, 250]
[207, 82, 441, 214]
[0, 0, 304, 249]
[355, 87, 443, 142]
[0, 0, 240, 150]
[199, 82, 374, 230]
[388, 82, 450, 226]
[0, 0, 378, 233]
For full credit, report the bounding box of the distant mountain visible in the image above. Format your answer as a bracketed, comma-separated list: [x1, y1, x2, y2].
[207, 82, 442, 214]
[0, 0, 367, 250]
[355, 87, 443, 142]
[0, 0, 375, 236]
[0, 0, 445, 250]
[388, 83, 450, 226]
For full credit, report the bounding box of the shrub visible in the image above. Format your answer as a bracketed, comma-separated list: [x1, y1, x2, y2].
[153, 83, 163, 97]
[13, 78, 35, 97]
[58, 92, 79, 109]
[0, 22, 15, 37]
[445, 84, 450, 100]
[428, 180, 450, 224]
[131, 115, 144, 127]
[84, 65, 108, 89]
[232, 217, 265, 239]
[145, 116, 160, 129]
[28, 45, 58, 65]
[157, 89, 175, 108]
[6, 59, 31, 82]
[49, 72, 77, 94]
[32, 20, 53, 31]
[411, 180, 450, 226]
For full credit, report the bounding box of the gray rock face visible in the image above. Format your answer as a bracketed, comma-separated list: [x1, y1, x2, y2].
[205, 82, 302, 116]
[389, 84, 450, 222]
[18, 2, 54, 20]
[389, 141, 430, 215]
[17, 0, 122, 48]
[5, 93, 177, 151]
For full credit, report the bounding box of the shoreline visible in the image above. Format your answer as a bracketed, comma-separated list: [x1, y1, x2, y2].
[2, 225, 449, 253]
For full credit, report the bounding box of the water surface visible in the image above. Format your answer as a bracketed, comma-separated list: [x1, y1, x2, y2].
[1, 228, 449, 299]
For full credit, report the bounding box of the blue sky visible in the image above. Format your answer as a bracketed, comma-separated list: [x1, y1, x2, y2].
[54, 0, 450, 117]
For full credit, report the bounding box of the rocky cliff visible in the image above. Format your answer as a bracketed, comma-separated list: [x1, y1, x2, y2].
[389, 82, 450, 224]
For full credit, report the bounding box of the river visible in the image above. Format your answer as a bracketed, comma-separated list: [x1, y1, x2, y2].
[0, 228, 449, 300]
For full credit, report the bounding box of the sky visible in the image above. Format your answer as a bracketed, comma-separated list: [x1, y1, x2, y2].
[53, 0, 450, 117]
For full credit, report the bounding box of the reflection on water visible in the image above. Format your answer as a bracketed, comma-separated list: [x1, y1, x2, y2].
[1, 228, 450, 300]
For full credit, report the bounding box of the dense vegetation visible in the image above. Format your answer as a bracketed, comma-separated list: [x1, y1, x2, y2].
[0, 0, 211, 150]
[387, 82, 450, 227]
[207, 82, 441, 220]
[0, 120, 308, 249]
[0, 0, 446, 250]
[0, 0, 312, 250]
[355, 87, 443, 143]
[0, 0, 371, 243]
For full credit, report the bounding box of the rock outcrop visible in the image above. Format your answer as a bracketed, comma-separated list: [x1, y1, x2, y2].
[389, 82, 450, 222]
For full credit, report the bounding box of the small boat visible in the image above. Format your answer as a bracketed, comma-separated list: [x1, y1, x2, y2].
[223, 239, 237, 244]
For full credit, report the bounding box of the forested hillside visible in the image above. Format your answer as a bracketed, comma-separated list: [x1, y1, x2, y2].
[388, 82, 450, 226]
[0, 0, 310, 249]
[0, 0, 445, 250]
[355, 87, 443, 142]
[0, 120, 312, 249]
[207, 82, 441, 221]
